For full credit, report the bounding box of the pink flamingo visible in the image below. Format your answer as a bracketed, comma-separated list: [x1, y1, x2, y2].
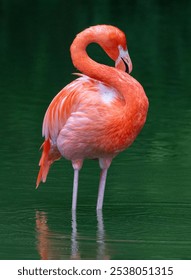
[36, 25, 149, 210]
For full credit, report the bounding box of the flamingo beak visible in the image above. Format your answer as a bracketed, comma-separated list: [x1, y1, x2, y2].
[115, 46, 133, 74]
[121, 52, 133, 74]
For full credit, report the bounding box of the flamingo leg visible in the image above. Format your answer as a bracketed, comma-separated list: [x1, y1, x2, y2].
[97, 169, 108, 210]
[72, 160, 83, 211]
[97, 158, 112, 210]
[72, 169, 79, 210]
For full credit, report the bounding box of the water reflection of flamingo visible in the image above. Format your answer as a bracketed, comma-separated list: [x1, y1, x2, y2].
[35, 211, 52, 260]
[36, 211, 74, 260]
[35, 210, 109, 259]
[36, 25, 149, 210]
[96, 210, 110, 260]
[71, 211, 80, 259]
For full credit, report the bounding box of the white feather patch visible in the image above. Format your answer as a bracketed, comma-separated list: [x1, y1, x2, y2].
[98, 83, 117, 104]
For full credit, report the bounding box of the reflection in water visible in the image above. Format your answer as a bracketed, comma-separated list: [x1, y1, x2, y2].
[35, 211, 51, 260]
[96, 210, 110, 259]
[71, 211, 80, 259]
[35, 210, 109, 260]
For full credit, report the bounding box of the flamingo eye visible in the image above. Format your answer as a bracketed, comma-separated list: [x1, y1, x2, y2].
[121, 57, 129, 73]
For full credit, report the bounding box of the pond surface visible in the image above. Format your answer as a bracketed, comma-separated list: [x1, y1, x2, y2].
[1, 0, 191, 259]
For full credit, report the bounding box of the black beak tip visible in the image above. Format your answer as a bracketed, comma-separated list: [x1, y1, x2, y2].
[121, 57, 129, 74]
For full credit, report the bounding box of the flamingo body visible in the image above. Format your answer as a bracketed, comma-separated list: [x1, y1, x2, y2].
[36, 25, 149, 210]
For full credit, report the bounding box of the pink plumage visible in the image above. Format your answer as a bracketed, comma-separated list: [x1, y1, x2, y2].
[36, 25, 149, 210]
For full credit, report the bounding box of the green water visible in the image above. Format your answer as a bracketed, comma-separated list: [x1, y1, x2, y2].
[1, 0, 191, 260]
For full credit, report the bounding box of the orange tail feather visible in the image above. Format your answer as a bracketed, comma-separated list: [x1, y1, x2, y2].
[36, 139, 51, 188]
[36, 139, 61, 188]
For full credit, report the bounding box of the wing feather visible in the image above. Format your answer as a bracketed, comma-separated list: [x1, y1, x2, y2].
[42, 75, 121, 143]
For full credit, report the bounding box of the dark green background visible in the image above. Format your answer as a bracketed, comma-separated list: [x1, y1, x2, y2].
[1, 0, 191, 259]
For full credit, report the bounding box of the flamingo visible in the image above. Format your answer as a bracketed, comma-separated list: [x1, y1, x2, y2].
[36, 25, 149, 210]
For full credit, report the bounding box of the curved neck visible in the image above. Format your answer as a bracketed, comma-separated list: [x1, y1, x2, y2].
[70, 29, 129, 94]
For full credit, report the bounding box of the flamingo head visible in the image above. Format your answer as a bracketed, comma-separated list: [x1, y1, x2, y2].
[97, 25, 133, 74]
[72, 25, 133, 74]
